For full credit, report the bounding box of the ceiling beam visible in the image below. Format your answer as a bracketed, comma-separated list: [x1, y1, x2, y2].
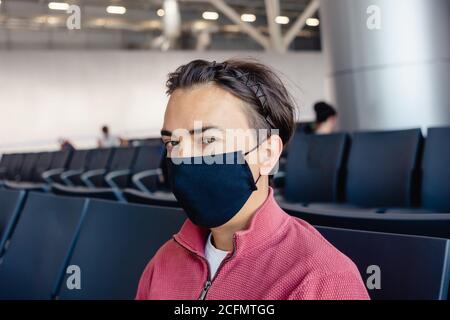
[207, 0, 270, 49]
[264, 0, 284, 53]
[283, 0, 319, 50]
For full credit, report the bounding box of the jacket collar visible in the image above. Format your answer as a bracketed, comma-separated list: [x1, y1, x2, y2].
[173, 187, 289, 257]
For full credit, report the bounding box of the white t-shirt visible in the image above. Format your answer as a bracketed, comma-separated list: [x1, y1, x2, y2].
[99, 134, 120, 148]
[205, 233, 229, 279]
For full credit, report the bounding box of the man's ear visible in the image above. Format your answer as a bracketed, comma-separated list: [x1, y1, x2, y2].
[258, 134, 283, 176]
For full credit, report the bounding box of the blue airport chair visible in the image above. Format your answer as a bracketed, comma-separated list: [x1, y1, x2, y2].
[283, 202, 450, 239]
[385, 127, 450, 213]
[420, 127, 450, 212]
[316, 226, 450, 299]
[55, 200, 186, 299]
[4, 151, 72, 192]
[346, 129, 422, 208]
[0, 189, 26, 257]
[0, 192, 88, 299]
[57, 149, 91, 186]
[283, 132, 348, 204]
[283, 129, 424, 214]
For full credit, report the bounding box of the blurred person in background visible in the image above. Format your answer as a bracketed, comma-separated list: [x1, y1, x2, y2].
[98, 125, 121, 148]
[58, 138, 75, 152]
[313, 102, 338, 134]
[297, 102, 338, 135]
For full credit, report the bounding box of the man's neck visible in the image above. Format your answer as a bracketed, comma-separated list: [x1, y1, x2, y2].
[210, 184, 269, 251]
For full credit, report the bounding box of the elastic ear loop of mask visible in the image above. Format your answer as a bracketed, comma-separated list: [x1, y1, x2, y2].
[243, 143, 262, 187]
[243, 143, 259, 157]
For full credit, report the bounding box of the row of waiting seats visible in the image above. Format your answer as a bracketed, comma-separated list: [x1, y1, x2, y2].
[274, 127, 450, 238]
[0, 188, 449, 300]
[1, 127, 450, 239]
[279, 127, 450, 213]
[0, 142, 178, 207]
[0, 189, 185, 299]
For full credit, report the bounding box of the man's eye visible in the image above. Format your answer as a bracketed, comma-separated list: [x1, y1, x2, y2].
[202, 137, 216, 144]
[164, 140, 179, 148]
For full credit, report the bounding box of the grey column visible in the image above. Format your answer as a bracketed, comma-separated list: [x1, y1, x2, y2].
[320, 0, 450, 131]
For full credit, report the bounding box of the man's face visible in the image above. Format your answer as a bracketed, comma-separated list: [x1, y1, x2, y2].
[161, 83, 259, 160]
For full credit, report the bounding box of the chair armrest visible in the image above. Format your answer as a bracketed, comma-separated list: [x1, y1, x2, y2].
[81, 169, 107, 188]
[132, 168, 162, 193]
[60, 169, 84, 186]
[102, 169, 131, 202]
[42, 168, 65, 184]
[105, 169, 131, 189]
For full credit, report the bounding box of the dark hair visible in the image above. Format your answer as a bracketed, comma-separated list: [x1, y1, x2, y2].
[166, 59, 297, 146]
[314, 102, 337, 124]
[101, 125, 109, 134]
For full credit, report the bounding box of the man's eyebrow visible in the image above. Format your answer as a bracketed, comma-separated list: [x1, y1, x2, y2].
[160, 126, 223, 137]
[190, 126, 224, 135]
[161, 129, 172, 137]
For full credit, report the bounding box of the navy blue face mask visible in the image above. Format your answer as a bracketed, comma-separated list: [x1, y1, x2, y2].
[166, 146, 261, 228]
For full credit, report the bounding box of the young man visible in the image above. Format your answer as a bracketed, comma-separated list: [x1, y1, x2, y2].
[136, 59, 369, 300]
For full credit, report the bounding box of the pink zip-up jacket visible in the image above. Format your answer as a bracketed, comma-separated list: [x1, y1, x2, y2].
[136, 188, 370, 300]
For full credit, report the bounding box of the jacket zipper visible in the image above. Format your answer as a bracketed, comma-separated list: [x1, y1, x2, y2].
[198, 280, 212, 300]
[173, 235, 237, 300]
